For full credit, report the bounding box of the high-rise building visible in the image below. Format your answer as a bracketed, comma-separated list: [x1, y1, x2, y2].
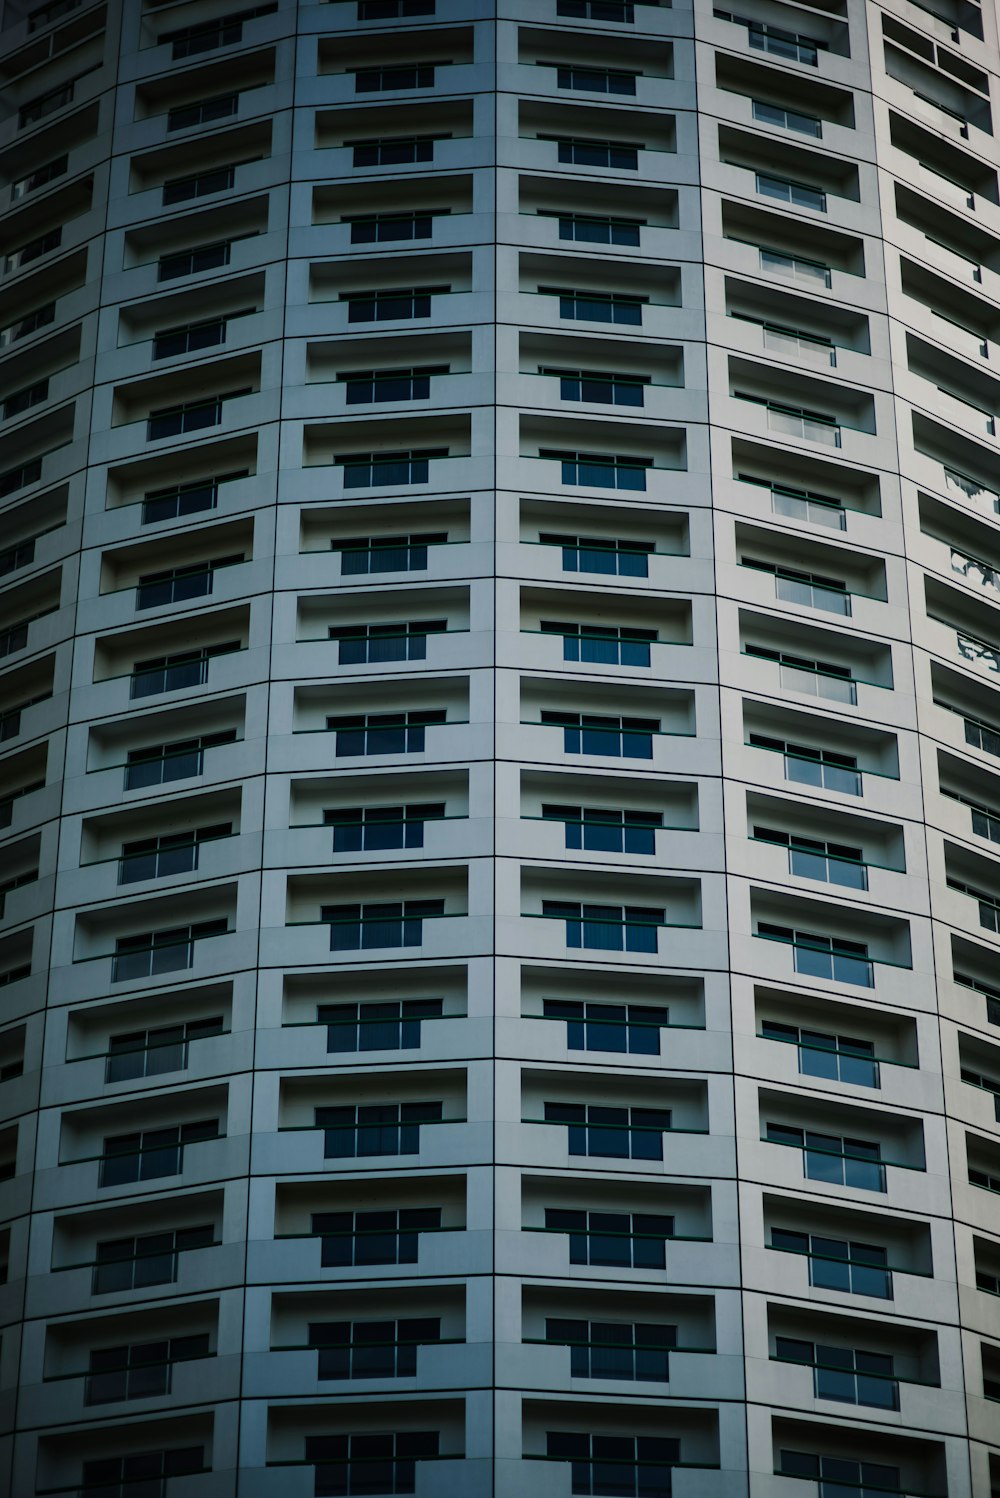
[0, 0, 999, 1491]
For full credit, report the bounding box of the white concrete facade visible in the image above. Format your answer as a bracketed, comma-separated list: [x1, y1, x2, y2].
[0, 0, 999, 1492]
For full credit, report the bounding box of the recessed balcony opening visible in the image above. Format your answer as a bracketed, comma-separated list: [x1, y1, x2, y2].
[738, 607, 893, 706]
[317, 26, 474, 73]
[771, 1416, 948, 1498]
[722, 199, 865, 281]
[309, 250, 473, 307]
[280, 966, 468, 1056]
[105, 433, 257, 514]
[127, 119, 272, 198]
[714, 51, 855, 128]
[753, 983, 918, 1088]
[745, 791, 905, 894]
[132, 47, 277, 118]
[269, 1283, 466, 1383]
[122, 193, 269, 271]
[520, 965, 705, 1043]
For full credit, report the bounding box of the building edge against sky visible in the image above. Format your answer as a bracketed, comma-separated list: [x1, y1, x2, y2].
[0, 0, 998, 1491]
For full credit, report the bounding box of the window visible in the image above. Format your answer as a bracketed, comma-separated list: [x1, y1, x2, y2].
[551, 138, 640, 169]
[752, 99, 821, 135]
[552, 213, 643, 246]
[352, 136, 441, 167]
[949, 792, 1000, 846]
[545, 1318, 674, 1381]
[338, 449, 446, 487]
[964, 712, 1000, 758]
[92, 1224, 214, 1294]
[557, 0, 637, 18]
[162, 165, 239, 205]
[10, 154, 67, 198]
[153, 317, 230, 359]
[961, 1064, 1000, 1110]
[762, 1019, 878, 1086]
[754, 827, 867, 889]
[124, 730, 237, 790]
[545, 367, 648, 406]
[330, 619, 446, 664]
[147, 390, 249, 440]
[326, 803, 445, 851]
[340, 365, 448, 403]
[158, 239, 232, 281]
[99, 1118, 219, 1186]
[546, 1432, 678, 1497]
[0, 302, 56, 348]
[0, 229, 55, 277]
[130, 641, 238, 699]
[85, 1334, 209, 1404]
[327, 710, 446, 756]
[309, 1317, 441, 1379]
[735, 315, 835, 363]
[352, 63, 440, 90]
[543, 900, 663, 953]
[542, 710, 656, 760]
[358, 0, 435, 15]
[2, 378, 48, 418]
[541, 448, 651, 489]
[541, 620, 656, 667]
[775, 1336, 898, 1409]
[165, 4, 277, 58]
[956, 971, 1000, 1027]
[541, 532, 653, 577]
[347, 211, 444, 243]
[19, 80, 74, 128]
[741, 556, 850, 613]
[81, 1447, 204, 1498]
[320, 998, 442, 1052]
[544, 1207, 673, 1268]
[342, 286, 447, 322]
[335, 532, 446, 574]
[106, 1017, 224, 1082]
[947, 876, 1000, 935]
[771, 1227, 891, 1297]
[736, 393, 841, 446]
[745, 643, 856, 704]
[0, 777, 44, 827]
[543, 804, 661, 854]
[112, 919, 228, 982]
[323, 899, 446, 950]
[748, 732, 861, 795]
[136, 555, 242, 608]
[756, 172, 827, 210]
[779, 1451, 901, 1498]
[766, 1123, 885, 1191]
[757, 922, 873, 986]
[118, 822, 232, 884]
[0, 459, 41, 496]
[541, 285, 645, 324]
[545, 1101, 672, 1159]
[0, 537, 36, 577]
[307, 1432, 439, 1497]
[317, 1101, 442, 1157]
[0, 622, 28, 658]
[168, 93, 239, 130]
[712, 11, 823, 65]
[544, 997, 669, 1053]
[759, 246, 831, 287]
[142, 470, 247, 524]
[312, 1207, 441, 1266]
[556, 65, 638, 94]
[970, 1164, 1000, 1192]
